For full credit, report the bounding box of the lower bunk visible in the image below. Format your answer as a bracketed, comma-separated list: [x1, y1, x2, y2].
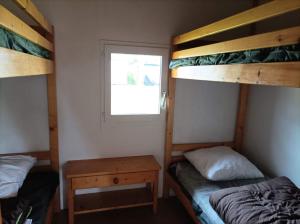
[0, 170, 59, 224]
[167, 160, 300, 224]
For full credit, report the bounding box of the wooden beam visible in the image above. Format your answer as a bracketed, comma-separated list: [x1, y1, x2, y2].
[166, 173, 201, 224]
[46, 27, 59, 172]
[0, 150, 50, 160]
[173, 26, 300, 59]
[0, 47, 53, 78]
[173, 0, 300, 45]
[13, 0, 53, 34]
[0, 204, 3, 224]
[46, 26, 60, 212]
[47, 73, 59, 172]
[173, 141, 235, 152]
[163, 70, 176, 198]
[0, 4, 53, 51]
[172, 62, 300, 88]
[0, 202, 3, 224]
[234, 85, 249, 151]
[171, 155, 186, 163]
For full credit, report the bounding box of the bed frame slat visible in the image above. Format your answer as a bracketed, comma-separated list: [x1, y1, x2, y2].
[172, 62, 300, 88]
[0, 47, 53, 78]
[173, 0, 300, 45]
[0, 4, 53, 51]
[173, 26, 300, 59]
[13, 0, 53, 34]
[166, 173, 201, 224]
[172, 141, 234, 152]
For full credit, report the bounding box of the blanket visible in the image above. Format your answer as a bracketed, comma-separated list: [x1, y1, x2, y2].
[209, 176, 300, 224]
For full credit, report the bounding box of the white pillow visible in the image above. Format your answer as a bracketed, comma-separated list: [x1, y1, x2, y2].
[184, 146, 264, 181]
[0, 155, 36, 198]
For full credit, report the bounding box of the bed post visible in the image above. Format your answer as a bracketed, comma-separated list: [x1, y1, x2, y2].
[47, 26, 59, 173]
[47, 26, 60, 211]
[234, 84, 249, 152]
[163, 67, 176, 198]
[0, 203, 2, 224]
[234, 0, 255, 152]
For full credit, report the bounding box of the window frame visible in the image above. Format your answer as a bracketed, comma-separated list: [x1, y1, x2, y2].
[101, 41, 169, 123]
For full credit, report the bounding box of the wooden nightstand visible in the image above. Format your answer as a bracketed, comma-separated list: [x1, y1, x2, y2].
[64, 155, 161, 224]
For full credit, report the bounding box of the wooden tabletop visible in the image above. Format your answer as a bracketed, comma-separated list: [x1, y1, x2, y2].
[64, 155, 161, 178]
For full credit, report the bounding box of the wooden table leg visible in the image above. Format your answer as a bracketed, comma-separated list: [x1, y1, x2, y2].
[152, 172, 159, 214]
[67, 179, 74, 224]
[0, 203, 3, 224]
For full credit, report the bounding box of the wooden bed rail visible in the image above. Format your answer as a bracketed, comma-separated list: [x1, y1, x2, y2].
[13, 0, 53, 35]
[172, 141, 234, 152]
[172, 62, 300, 88]
[173, 0, 300, 45]
[0, 47, 54, 78]
[173, 26, 300, 59]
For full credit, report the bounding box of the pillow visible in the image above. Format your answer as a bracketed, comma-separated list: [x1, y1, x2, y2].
[184, 146, 264, 181]
[0, 155, 36, 198]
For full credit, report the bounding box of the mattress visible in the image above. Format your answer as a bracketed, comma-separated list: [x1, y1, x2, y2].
[169, 161, 266, 224]
[169, 43, 300, 69]
[0, 27, 50, 59]
[1, 171, 59, 224]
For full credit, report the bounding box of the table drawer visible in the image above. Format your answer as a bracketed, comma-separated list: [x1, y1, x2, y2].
[72, 171, 156, 190]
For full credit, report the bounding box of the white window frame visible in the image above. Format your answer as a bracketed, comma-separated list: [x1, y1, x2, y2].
[101, 41, 169, 123]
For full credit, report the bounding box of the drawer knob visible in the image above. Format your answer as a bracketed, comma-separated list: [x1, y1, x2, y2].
[113, 177, 119, 184]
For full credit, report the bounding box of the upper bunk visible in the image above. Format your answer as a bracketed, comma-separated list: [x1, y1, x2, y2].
[0, 0, 54, 79]
[169, 0, 300, 88]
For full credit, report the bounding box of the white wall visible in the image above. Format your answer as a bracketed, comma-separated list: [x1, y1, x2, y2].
[0, 0, 252, 208]
[243, 7, 300, 187]
[244, 86, 300, 187]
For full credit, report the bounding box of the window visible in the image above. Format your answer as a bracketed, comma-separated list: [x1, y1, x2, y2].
[103, 43, 168, 120]
[111, 53, 161, 115]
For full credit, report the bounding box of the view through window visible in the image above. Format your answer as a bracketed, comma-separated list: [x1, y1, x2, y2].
[110, 53, 162, 115]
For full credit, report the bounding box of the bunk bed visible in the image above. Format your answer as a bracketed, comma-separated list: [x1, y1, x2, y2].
[0, 0, 59, 223]
[164, 0, 300, 223]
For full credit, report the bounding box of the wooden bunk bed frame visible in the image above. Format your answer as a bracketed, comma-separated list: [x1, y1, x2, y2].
[0, 0, 59, 223]
[164, 0, 300, 223]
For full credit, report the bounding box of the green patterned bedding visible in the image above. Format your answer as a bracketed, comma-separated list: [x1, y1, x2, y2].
[0, 27, 50, 59]
[169, 43, 300, 69]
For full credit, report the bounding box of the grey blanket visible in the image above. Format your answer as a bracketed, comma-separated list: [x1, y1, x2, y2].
[209, 176, 300, 224]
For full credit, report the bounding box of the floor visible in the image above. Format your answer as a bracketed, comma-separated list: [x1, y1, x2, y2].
[53, 197, 194, 224]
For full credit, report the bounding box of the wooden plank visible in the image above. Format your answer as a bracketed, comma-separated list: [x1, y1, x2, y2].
[44, 195, 54, 224]
[65, 156, 161, 178]
[0, 204, 2, 224]
[13, 0, 53, 34]
[67, 179, 74, 224]
[171, 155, 186, 163]
[74, 188, 153, 215]
[173, 0, 300, 44]
[173, 141, 235, 152]
[0, 47, 53, 78]
[166, 173, 201, 224]
[163, 71, 176, 198]
[47, 73, 59, 171]
[0, 4, 53, 51]
[152, 172, 159, 214]
[234, 84, 249, 151]
[173, 26, 300, 59]
[0, 150, 50, 160]
[46, 26, 60, 212]
[172, 62, 300, 88]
